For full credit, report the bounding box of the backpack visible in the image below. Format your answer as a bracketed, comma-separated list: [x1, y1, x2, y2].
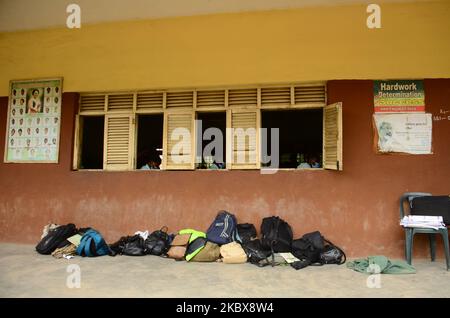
[191, 242, 221, 262]
[319, 239, 346, 265]
[144, 227, 171, 256]
[260, 216, 293, 253]
[206, 211, 238, 245]
[291, 231, 346, 269]
[242, 239, 272, 266]
[122, 235, 146, 256]
[292, 231, 324, 264]
[36, 223, 77, 255]
[76, 229, 112, 257]
[236, 223, 257, 244]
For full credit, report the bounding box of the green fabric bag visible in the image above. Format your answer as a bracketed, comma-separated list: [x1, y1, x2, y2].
[347, 255, 416, 274]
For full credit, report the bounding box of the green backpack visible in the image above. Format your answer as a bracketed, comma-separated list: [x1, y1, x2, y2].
[179, 229, 206, 261]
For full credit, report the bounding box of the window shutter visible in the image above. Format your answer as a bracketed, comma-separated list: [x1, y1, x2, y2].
[107, 93, 134, 112]
[261, 87, 291, 106]
[163, 112, 194, 170]
[104, 115, 134, 170]
[228, 88, 257, 107]
[79, 94, 106, 113]
[137, 92, 163, 110]
[228, 109, 259, 169]
[72, 114, 82, 170]
[196, 90, 225, 108]
[295, 85, 326, 105]
[323, 102, 343, 171]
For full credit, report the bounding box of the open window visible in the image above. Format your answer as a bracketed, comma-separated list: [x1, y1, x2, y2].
[136, 114, 163, 170]
[261, 109, 323, 169]
[323, 102, 343, 171]
[196, 112, 226, 169]
[73, 115, 104, 170]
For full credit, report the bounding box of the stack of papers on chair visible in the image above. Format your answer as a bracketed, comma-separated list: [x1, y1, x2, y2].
[400, 215, 446, 230]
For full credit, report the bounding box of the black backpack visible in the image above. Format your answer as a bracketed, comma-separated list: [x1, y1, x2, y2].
[110, 235, 146, 256]
[144, 227, 171, 256]
[35, 223, 77, 255]
[236, 223, 257, 244]
[242, 239, 272, 266]
[261, 216, 293, 253]
[291, 231, 346, 269]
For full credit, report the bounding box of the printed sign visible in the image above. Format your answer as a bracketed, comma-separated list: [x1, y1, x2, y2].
[4, 78, 63, 163]
[374, 80, 425, 113]
[373, 113, 432, 154]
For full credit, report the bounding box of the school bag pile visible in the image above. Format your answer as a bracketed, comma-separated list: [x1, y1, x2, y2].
[35, 210, 346, 270]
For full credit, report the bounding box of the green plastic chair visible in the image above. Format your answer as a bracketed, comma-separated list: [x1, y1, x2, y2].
[400, 192, 450, 271]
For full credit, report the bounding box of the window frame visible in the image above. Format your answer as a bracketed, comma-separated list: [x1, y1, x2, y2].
[74, 82, 341, 172]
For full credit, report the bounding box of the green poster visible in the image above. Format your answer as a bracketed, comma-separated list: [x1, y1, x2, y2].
[374, 80, 425, 113]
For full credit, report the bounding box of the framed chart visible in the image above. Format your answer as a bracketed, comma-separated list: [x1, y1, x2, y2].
[4, 77, 63, 163]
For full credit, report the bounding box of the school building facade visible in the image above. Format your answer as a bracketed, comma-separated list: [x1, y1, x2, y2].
[0, 1, 449, 258]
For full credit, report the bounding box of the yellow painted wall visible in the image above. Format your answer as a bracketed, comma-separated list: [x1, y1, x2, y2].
[0, 1, 449, 96]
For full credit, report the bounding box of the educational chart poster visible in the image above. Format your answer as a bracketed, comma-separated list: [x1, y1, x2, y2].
[374, 80, 425, 113]
[4, 78, 63, 163]
[373, 113, 432, 154]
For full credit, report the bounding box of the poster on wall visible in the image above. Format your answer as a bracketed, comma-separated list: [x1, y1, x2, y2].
[374, 80, 425, 113]
[4, 78, 63, 163]
[373, 113, 432, 154]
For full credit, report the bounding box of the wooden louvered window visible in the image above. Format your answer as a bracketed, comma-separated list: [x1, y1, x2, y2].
[323, 102, 343, 171]
[196, 90, 225, 109]
[261, 87, 291, 106]
[136, 92, 163, 111]
[228, 88, 257, 107]
[107, 93, 134, 112]
[74, 82, 336, 172]
[294, 85, 326, 105]
[162, 111, 195, 170]
[166, 91, 194, 108]
[227, 109, 260, 169]
[104, 115, 135, 170]
[79, 94, 106, 113]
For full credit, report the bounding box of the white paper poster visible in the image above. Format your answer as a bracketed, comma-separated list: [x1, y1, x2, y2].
[374, 113, 432, 154]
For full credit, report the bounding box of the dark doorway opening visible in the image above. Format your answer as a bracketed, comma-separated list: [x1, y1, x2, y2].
[261, 109, 323, 169]
[80, 116, 104, 169]
[136, 114, 164, 169]
[197, 112, 226, 169]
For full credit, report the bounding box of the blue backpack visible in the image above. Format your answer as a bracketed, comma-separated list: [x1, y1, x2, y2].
[206, 211, 238, 245]
[76, 229, 111, 257]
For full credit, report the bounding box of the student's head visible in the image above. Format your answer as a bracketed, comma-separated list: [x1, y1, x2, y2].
[32, 89, 39, 97]
[12, 109, 16, 115]
[18, 128, 22, 136]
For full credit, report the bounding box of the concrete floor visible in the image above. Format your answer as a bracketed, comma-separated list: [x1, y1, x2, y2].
[0, 243, 448, 298]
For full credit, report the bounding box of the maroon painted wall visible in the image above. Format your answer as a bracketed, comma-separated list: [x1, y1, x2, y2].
[0, 79, 449, 258]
